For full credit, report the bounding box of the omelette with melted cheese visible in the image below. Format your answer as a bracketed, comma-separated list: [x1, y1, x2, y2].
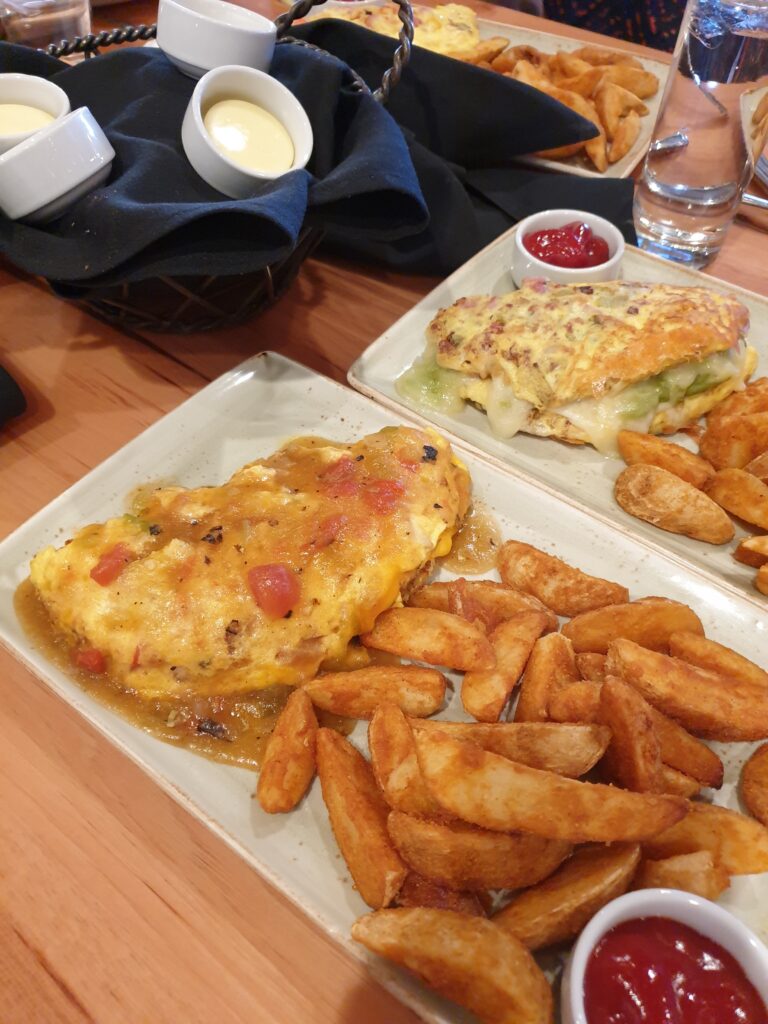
[29, 427, 470, 700]
[310, 3, 483, 58]
[399, 280, 756, 453]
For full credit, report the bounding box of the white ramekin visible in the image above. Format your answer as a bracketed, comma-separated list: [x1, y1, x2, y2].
[561, 888, 768, 1024]
[157, 0, 276, 79]
[0, 107, 114, 223]
[0, 73, 71, 155]
[511, 208, 625, 287]
[181, 64, 312, 197]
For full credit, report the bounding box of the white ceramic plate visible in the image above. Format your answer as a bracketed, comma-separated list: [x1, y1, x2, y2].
[1, 352, 766, 1023]
[349, 232, 768, 608]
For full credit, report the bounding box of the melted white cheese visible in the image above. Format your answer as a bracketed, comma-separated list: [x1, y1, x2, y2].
[485, 376, 534, 439]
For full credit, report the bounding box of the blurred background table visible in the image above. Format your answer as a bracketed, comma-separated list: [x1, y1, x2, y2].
[1, 4, 766, 1022]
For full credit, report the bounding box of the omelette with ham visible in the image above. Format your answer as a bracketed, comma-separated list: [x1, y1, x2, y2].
[29, 427, 470, 701]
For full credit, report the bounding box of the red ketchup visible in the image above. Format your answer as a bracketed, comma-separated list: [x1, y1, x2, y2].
[523, 220, 610, 268]
[584, 916, 768, 1024]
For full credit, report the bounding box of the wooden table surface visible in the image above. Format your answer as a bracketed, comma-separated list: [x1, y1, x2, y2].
[1, 4, 766, 1022]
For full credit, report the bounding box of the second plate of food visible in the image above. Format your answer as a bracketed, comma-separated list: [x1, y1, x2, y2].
[349, 225, 768, 606]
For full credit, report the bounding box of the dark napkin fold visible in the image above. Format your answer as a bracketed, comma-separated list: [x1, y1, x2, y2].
[295, 21, 636, 274]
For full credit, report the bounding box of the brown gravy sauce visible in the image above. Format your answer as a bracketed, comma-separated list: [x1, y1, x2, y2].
[14, 579, 351, 770]
[441, 502, 501, 574]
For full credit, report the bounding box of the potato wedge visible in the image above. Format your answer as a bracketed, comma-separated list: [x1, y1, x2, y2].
[494, 844, 640, 951]
[491, 43, 546, 74]
[708, 376, 768, 423]
[409, 578, 557, 632]
[594, 82, 648, 139]
[562, 597, 704, 654]
[361, 607, 495, 671]
[649, 709, 723, 789]
[558, 67, 605, 97]
[745, 450, 768, 484]
[414, 731, 686, 842]
[256, 689, 318, 814]
[303, 665, 446, 720]
[668, 631, 768, 689]
[608, 109, 642, 163]
[741, 743, 768, 827]
[548, 51, 593, 80]
[454, 36, 509, 65]
[463, 612, 549, 722]
[368, 704, 445, 819]
[411, 720, 611, 778]
[699, 412, 768, 469]
[733, 534, 768, 568]
[576, 652, 607, 682]
[388, 811, 571, 891]
[352, 908, 553, 1024]
[644, 801, 768, 874]
[316, 728, 407, 909]
[548, 680, 602, 723]
[395, 873, 485, 917]
[571, 45, 644, 69]
[606, 638, 768, 741]
[617, 430, 714, 489]
[634, 851, 730, 900]
[614, 464, 734, 544]
[758, 563, 768, 596]
[601, 64, 659, 98]
[447, 577, 557, 634]
[660, 765, 702, 798]
[599, 678, 663, 793]
[705, 467, 768, 530]
[498, 540, 628, 616]
[514, 632, 579, 723]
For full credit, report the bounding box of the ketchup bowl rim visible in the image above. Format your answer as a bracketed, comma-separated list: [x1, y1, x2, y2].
[561, 888, 768, 1024]
[510, 208, 624, 288]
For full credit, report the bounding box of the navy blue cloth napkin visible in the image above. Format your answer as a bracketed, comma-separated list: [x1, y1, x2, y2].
[0, 364, 26, 428]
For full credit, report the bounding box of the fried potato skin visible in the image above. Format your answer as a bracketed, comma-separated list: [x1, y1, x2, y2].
[414, 731, 686, 843]
[614, 464, 734, 544]
[369, 704, 446, 819]
[643, 800, 768, 874]
[411, 719, 611, 777]
[571, 45, 644, 68]
[659, 765, 702, 798]
[316, 728, 407, 909]
[758, 563, 768, 596]
[745, 451, 768, 484]
[494, 843, 640, 950]
[705, 467, 768, 530]
[668, 631, 768, 689]
[387, 811, 571, 891]
[548, 680, 602, 724]
[352, 908, 554, 1024]
[409, 578, 557, 632]
[514, 632, 579, 723]
[601, 63, 659, 98]
[576, 652, 607, 682]
[606, 638, 768, 741]
[256, 688, 318, 813]
[361, 607, 495, 671]
[733, 535, 768, 568]
[634, 851, 730, 900]
[608, 108, 641, 163]
[699, 412, 768, 469]
[741, 743, 768, 827]
[561, 597, 704, 654]
[463, 612, 549, 722]
[395, 873, 486, 917]
[708, 376, 768, 424]
[617, 430, 715, 489]
[599, 678, 663, 793]
[303, 665, 446, 719]
[498, 540, 628, 617]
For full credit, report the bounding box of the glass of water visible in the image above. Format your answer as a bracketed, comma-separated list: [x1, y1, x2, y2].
[0, 0, 91, 50]
[634, 0, 768, 268]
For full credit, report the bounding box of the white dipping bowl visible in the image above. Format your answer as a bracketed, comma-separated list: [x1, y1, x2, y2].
[157, 0, 276, 79]
[0, 74, 71, 155]
[182, 64, 313, 198]
[561, 889, 768, 1024]
[511, 208, 624, 287]
[0, 107, 114, 223]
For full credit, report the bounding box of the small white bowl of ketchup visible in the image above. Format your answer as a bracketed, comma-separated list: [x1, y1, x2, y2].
[511, 208, 624, 288]
[562, 888, 768, 1024]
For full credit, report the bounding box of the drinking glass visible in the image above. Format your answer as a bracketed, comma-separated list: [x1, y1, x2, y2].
[0, 0, 91, 50]
[634, 0, 768, 268]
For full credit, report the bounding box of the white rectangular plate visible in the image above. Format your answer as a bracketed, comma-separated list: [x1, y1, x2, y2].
[1, 352, 766, 1023]
[349, 231, 768, 608]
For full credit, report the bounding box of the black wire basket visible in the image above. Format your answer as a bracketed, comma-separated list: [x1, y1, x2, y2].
[44, 0, 413, 333]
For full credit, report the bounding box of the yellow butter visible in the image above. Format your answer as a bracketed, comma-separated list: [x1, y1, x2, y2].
[0, 103, 54, 136]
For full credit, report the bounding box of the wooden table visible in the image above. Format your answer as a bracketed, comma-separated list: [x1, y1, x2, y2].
[1, 5, 766, 1021]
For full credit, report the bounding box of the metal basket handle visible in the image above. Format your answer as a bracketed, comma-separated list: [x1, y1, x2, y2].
[275, 0, 413, 104]
[44, 0, 413, 104]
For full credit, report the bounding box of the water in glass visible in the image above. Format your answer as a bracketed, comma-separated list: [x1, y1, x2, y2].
[0, 0, 90, 49]
[635, 0, 768, 267]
